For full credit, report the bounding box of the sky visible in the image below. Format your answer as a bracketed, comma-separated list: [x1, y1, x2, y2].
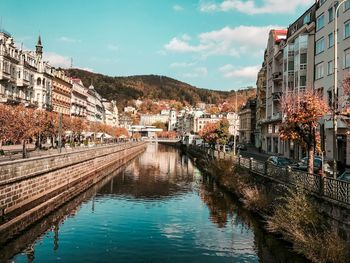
[0, 0, 314, 91]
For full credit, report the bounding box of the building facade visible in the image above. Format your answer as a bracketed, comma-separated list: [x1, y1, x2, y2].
[282, 3, 317, 159]
[52, 69, 72, 115]
[239, 99, 256, 144]
[71, 78, 88, 118]
[261, 29, 287, 154]
[315, 0, 350, 165]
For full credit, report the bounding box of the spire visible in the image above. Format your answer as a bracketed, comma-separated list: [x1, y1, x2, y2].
[37, 35, 42, 46]
[35, 35, 43, 59]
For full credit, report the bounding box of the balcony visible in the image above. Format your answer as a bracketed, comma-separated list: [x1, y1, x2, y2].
[272, 71, 282, 82]
[272, 92, 282, 101]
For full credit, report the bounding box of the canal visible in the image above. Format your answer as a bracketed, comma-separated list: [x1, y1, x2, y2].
[3, 144, 308, 262]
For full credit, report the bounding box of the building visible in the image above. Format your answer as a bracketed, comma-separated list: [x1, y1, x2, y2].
[71, 78, 88, 118]
[314, 0, 350, 165]
[168, 109, 177, 131]
[260, 29, 287, 154]
[103, 100, 119, 127]
[281, 3, 317, 159]
[238, 99, 256, 144]
[86, 84, 104, 123]
[226, 112, 240, 136]
[193, 114, 223, 133]
[255, 53, 267, 149]
[52, 69, 72, 115]
[0, 31, 51, 109]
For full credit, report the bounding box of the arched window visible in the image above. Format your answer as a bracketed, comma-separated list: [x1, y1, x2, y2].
[37, 77, 41, 86]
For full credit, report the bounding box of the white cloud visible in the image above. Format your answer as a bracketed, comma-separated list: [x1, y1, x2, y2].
[107, 44, 119, 51]
[199, 0, 314, 15]
[164, 25, 283, 58]
[58, 36, 80, 43]
[170, 62, 196, 68]
[173, 4, 184, 11]
[183, 67, 208, 78]
[220, 64, 260, 80]
[43, 52, 71, 68]
[181, 34, 192, 41]
[164, 37, 207, 53]
[219, 64, 235, 72]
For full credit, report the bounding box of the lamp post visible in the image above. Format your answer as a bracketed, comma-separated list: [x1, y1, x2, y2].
[333, 0, 346, 178]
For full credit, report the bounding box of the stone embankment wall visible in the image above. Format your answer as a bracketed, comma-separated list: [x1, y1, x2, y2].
[0, 142, 146, 244]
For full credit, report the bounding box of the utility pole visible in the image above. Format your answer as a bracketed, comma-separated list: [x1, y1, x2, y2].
[58, 112, 62, 153]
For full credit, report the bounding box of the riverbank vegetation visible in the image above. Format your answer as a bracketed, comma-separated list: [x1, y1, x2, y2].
[192, 154, 349, 263]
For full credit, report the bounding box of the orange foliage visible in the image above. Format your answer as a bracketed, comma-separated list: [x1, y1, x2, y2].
[156, 131, 177, 139]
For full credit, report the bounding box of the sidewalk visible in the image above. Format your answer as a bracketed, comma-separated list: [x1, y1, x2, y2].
[238, 145, 272, 162]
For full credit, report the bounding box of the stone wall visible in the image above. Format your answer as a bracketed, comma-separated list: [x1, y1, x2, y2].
[0, 142, 146, 244]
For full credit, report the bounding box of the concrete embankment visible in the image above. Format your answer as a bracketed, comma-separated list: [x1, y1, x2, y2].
[0, 142, 147, 244]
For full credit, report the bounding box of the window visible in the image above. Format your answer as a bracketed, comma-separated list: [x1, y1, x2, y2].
[328, 7, 333, 22]
[345, 49, 350, 68]
[316, 38, 325, 54]
[300, 53, 307, 64]
[328, 32, 334, 47]
[316, 14, 325, 31]
[327, 60, 334, 75]
[315, 62, 324, 79]
[345, 20, 350, 39]
[303, 13, 311, 25]
[300, 75, 306, 87]
[320, 0, 326, 5]
[345, 0, 350, 11]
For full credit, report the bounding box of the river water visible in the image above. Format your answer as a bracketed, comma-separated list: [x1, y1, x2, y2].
[5, 144, 308, 263]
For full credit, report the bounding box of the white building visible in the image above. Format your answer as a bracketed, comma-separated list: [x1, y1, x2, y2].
[0, 32, 52, 109]
[103, 100, 119, 127]
[87, 84, 104, 123]
[71, 78, 88, 118]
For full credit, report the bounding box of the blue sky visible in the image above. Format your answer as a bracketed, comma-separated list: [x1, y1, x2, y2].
[0, 0, 314, 91]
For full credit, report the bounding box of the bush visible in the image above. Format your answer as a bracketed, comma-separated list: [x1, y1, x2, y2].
[267, 186, 349, 263]
[0, 149, 4, 155]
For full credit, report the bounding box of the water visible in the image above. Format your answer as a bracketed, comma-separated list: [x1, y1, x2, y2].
[4, 144, 308, 263]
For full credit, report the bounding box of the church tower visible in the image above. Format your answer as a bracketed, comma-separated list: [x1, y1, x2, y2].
[35, 35, 43, 59]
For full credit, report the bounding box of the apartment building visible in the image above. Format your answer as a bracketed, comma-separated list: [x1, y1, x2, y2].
[255, 52, 267, 149]
[261, 29, 287, 154]
[71, 78, 88, 118]
[314, 0, 350, 165]
[52, 69, 72, 115]
[0, 31, 52, 109]
[239, 99, 256, 144]
[282, 3, 317, 159]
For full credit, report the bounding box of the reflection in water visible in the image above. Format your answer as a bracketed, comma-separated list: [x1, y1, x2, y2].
[6, 144, 308, 263]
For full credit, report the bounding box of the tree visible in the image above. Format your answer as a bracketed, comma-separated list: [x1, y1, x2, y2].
[152, 121, 167, 131]
[280, 89, 329, 174]
[199, 119, 230, 148]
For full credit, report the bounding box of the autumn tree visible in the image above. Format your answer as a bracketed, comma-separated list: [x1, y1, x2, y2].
[199, 119, 230, 149]
[280, 89, 328, 174]
[152, 121, 167, 131]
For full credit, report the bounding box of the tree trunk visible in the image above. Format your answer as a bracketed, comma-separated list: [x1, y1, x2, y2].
[307, 144, 314, 175]
[22, 139, 27, 159]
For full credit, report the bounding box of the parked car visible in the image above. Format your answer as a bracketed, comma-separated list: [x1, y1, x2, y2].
[337, 171, 350, 182]
[236, 144, 247, 151]
[267, 156, 294, 167]
[223, 145, 232, 152]
[291, 157, 345, 176]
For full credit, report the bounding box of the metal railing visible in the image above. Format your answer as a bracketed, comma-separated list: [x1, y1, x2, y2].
[191, 145, 350, 206]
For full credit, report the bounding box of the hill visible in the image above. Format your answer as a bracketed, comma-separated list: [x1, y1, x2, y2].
[65, 68, 256, 110]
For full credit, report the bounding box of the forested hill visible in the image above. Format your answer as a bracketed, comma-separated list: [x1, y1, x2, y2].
[65, 68, 256, 109]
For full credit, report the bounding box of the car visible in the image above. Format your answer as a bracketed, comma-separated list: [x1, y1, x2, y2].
[337, 171, 350, 182]
[267, 156, 294, 167]
[236, 144, 247, 151]
[291, 157, 345, 176]
[223, 145, 232, 152]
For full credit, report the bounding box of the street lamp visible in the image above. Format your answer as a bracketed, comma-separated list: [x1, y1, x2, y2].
[333, 0, 346, 178]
